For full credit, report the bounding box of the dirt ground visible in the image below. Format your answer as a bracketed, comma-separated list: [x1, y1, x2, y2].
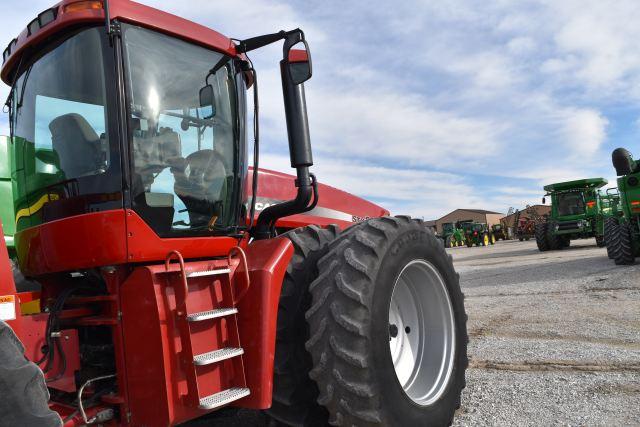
[190, 238, 640, 426]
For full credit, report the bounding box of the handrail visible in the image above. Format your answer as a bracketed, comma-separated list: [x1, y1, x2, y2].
[228, 246, 250, 303]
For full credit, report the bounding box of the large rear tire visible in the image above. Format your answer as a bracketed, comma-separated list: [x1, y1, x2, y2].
[546, 224, 564, 250]
[0, 321, 61, 427]
[604, 217, 618, 259]
[613, 222, 636, 265]
[535, 223, 549, 252]
[305, 216, 468, 426]
[265, 225, 340, 426]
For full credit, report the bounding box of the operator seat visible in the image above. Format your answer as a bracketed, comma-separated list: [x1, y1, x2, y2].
[173, 149, 227, 227]
[49, 113, 102, 179]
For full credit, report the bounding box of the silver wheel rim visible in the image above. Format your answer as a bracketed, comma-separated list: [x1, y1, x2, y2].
[388, 259, 456, 406]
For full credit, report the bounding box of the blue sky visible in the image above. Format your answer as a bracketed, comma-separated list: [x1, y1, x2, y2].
[2, 0, 640, 219]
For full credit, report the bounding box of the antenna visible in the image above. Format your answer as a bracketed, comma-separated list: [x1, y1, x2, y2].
[104, 0, 111, 35]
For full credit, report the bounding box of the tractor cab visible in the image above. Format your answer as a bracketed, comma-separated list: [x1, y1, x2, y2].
[2, 1, 315, 277]
[542, 178, 607, 234]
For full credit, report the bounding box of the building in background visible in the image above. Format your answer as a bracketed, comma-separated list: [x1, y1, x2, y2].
[434, 209, 504, 234]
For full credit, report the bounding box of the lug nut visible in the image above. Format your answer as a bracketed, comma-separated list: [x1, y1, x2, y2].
[389, 324, 399, 338]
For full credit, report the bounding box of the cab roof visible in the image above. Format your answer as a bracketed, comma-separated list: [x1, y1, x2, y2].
[543, 178, 608, 193]
[1, 0, 237, 85]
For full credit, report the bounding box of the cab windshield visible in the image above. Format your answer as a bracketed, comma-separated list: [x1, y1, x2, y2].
[557, 192, 585, 216]
[123, 24, 242, 237]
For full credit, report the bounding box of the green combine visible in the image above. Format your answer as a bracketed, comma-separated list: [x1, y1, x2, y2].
[441, 222, 465, 247]
[460, 221, 495, 247]
[0, 136, 15, 256]
[535, 178, 607, 251]
[606, 148, 640, 264]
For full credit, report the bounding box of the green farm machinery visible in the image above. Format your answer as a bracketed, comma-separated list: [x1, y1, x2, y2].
[606, 148, 640, 264]
[602, 188, 624, 259]
[491, 223, 507, 240]
[535, 178, 607, 251]
[0, 136, 14, 254]
[460, 221, 495, 247]
[441, 222, 465, 247]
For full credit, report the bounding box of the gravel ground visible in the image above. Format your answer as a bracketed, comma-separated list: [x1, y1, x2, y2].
[452, 238, 640, 426]
[188, 238, 640, 426]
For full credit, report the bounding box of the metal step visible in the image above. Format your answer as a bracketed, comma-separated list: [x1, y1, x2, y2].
[187, 308, 237, 322]
[187, 268, 231, 278]
[194, 348, 244, 366]
[199, 387, 250, 410]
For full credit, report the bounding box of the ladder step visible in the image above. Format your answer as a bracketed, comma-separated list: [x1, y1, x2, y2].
[187, 268, 231, 278]
[187, 308, 238, 322]
[194, 347, 244, 366]
[199, 388, 250, 410]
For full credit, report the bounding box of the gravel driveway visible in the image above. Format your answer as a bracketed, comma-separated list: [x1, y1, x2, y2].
[452, 238, 640, 426]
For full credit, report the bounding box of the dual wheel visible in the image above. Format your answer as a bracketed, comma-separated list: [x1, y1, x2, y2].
[605, 218, 637, 265]
[267, 218, 468, 426]
[535, 222, 570, 252]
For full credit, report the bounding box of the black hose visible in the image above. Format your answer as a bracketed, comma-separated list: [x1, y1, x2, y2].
[247, 57, 260, 232]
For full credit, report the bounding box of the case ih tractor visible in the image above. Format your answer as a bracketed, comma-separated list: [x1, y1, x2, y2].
[440, 222, 465, 248]
[0, 1, 468, 426]
[535, 178, 607, 252]
[607, 148, 640, 264]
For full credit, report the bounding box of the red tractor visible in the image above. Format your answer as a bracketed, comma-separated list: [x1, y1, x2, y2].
[0, 1, 468, 426]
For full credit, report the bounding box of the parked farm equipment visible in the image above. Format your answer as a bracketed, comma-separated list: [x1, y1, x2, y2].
[601, 188, 624, 259]
[441, 222, 466, 247]
[535, 178, 607, 252]
[491, 223, 507, 241]
[460, 222, 495, 247]
[0, 1, 467, 426]
[606, 148, 640, 264]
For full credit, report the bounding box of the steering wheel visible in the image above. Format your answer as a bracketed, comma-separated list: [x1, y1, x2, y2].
[173, 149, 227, 223]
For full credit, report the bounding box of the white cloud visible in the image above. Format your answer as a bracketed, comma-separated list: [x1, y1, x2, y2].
[560, 108, 608, 156]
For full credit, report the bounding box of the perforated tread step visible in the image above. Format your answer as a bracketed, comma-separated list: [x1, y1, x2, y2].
[199, 388, 250, 410]
[187, 308, 237, 322]
[194, 347, 244, 366]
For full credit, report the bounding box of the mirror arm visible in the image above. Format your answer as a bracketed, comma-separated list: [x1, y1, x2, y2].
[253, 29, 314, 239]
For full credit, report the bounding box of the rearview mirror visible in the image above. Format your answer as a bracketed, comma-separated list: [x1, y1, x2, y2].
[200, 85, 215, 108]
[287, 42, 312, 85]
[199, 85, 216, 119]
[542, 197, 546, 204]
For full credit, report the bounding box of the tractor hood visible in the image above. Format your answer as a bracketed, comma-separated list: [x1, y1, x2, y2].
[251, 168, 389, 229]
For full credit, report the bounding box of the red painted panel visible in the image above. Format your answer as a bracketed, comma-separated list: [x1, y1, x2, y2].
[0, 220, 21, 336]
[125, 210, 241, 262]
[250, 168, 390, 229]
[121, 257, 247, 426]
[14, 210, 128, 277]
[236, 237, 293, 408]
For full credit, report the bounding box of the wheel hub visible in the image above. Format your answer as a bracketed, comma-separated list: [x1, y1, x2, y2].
[388, 260, 456, 406]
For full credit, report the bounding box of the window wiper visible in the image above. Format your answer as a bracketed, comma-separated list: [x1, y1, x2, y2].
[16, 63, 34, 109]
